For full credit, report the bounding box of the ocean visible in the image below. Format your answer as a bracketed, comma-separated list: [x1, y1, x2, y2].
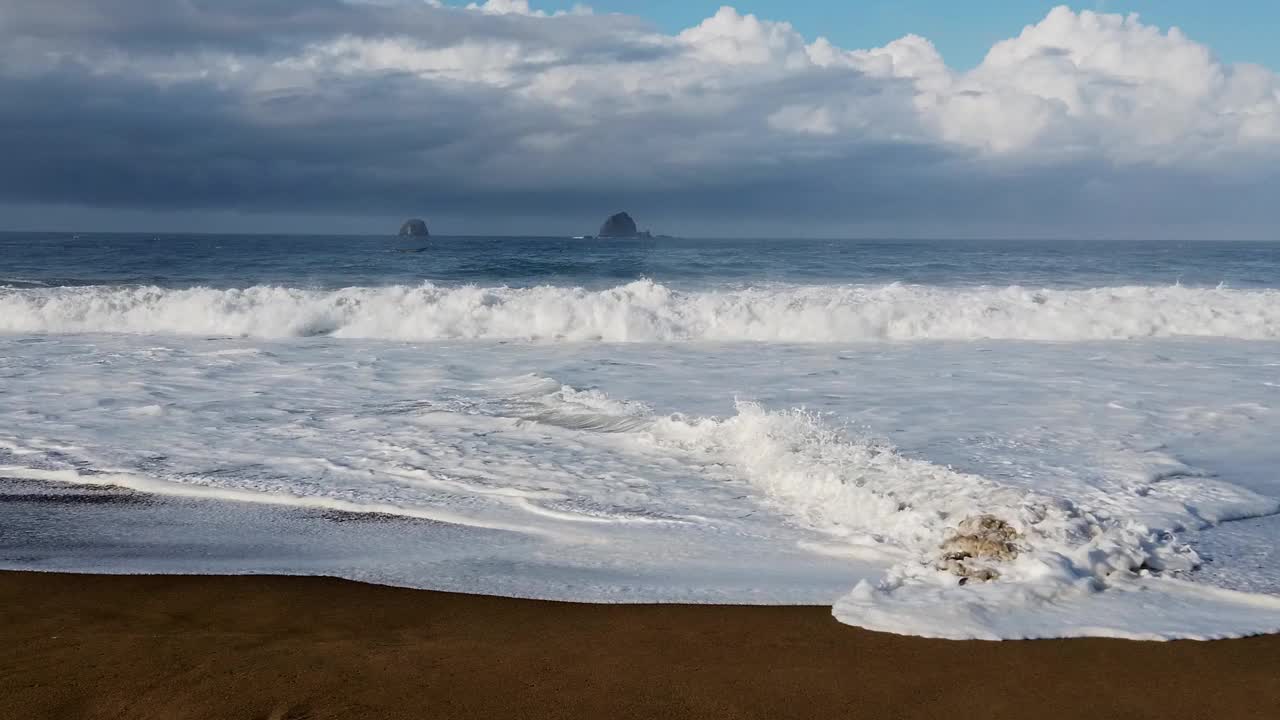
[3, 232, 1280, 640]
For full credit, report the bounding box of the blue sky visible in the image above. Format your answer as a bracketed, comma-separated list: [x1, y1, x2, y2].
[521, 1, 1279, 70]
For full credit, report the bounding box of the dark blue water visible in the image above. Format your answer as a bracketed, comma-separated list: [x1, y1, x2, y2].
[3, 233, 1280, 289]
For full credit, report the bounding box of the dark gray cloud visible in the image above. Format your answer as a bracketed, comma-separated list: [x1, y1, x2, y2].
[0, 0, 655, 59]
[0, 0, 1278, 237]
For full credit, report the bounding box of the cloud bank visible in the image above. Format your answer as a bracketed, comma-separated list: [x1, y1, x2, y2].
[1, 1, 1278, 237]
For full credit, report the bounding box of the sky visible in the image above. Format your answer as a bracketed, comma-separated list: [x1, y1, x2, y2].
[522, 0, 1280, 72]
[1, 0, 1279, 239]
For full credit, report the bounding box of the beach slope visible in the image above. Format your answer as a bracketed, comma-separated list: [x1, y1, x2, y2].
[3, 572, 1279, 719]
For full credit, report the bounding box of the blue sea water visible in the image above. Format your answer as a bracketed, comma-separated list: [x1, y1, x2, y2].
[3, 233, 1279, 290]
[3, 231, 1280, 639]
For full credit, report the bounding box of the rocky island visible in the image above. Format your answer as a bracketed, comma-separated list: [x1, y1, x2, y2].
[593, 212, 653, 239]
[399, 218, 430, 237]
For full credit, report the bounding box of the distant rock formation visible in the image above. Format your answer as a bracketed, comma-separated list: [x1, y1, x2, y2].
[399, 219, 430, 237]
[597, 212, 641, 238]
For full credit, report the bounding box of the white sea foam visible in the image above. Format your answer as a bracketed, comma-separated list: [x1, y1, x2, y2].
[2, 333, 1279, 638]
[4, 281, 1280, 342]
[0, 465, 553, 537]
[642, 402, 1280, 639]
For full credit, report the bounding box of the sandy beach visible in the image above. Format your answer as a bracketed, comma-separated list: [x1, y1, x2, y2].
[3, 571, 1278, 720]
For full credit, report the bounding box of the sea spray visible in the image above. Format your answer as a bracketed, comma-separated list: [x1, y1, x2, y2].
[3, 280, 1280, 341]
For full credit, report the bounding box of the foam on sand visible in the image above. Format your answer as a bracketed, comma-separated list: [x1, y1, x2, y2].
[13, 376, 1278, 640]
[4, 281, 1280, 342]
[3, 330, 1280, 639]
[0, 464, 556, 537]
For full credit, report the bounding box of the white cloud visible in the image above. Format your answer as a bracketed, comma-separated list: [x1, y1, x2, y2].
[934, 6, 1280, 157]
[294, 35, 560, 86]
[465, 0, 592, 17]
[263, 3, 1280, 160]
[2, 1, 1279, 234]
[678, 6, 812, 68]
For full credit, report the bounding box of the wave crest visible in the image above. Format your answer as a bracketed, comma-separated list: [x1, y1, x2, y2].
[3, 280, 1280, 342]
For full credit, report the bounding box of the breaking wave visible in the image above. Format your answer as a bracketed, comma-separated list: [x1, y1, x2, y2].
[643, 402, 1280, 639]
[437, 379, 1280, 638]
[4, 280, 1280, 342]
[466, 380, 1280, 639]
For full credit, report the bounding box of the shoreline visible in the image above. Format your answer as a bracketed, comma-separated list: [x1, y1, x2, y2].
[5, 571, 1280, 720]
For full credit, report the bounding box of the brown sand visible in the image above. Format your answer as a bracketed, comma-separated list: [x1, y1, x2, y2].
[3, 572, 1279, 720]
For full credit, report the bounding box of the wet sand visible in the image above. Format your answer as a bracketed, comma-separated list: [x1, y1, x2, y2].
[3, 572, 1280, 719]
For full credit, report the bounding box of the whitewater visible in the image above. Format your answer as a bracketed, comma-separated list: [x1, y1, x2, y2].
[3, 233, 1280, 640]
[5, 281, 1280, 342]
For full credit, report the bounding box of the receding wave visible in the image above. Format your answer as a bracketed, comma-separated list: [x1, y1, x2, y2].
[3, 280, 1280, 342]
[6, 370, 1280, 639]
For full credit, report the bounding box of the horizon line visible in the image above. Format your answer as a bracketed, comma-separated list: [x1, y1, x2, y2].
[2, 229, 1277, 244]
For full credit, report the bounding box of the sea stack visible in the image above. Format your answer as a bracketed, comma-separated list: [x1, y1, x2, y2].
[399, 218, 430, 237]
[597, 212, 640, 238]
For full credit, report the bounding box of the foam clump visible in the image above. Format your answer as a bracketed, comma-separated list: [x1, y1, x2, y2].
[937, 515, 1021, 582]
